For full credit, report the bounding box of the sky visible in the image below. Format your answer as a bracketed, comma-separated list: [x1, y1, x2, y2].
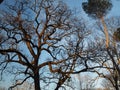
[0, 0, 120, 89]
[64, 0, 120, 17]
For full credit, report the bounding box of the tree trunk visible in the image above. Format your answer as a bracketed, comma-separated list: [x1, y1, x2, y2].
[100, 17, 109, 48]
[55, 87, 59, 90]
[114, 77, 119, 90]
[55, 84, 60, 90]
[34, 70, 41, 90]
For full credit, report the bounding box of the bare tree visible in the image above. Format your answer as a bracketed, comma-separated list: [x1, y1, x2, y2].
[0, 0, 93, 90]
[0, 0, 76, 90]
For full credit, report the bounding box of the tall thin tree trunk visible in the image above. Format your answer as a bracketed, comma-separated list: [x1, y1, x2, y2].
[101, 17, 109, 48]
[34, 70, 41, 90]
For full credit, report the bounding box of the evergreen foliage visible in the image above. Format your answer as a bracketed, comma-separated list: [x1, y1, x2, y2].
[82, 0, 112, 19]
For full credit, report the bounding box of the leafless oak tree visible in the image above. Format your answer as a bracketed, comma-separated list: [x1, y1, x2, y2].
[0, 0, 95, 90]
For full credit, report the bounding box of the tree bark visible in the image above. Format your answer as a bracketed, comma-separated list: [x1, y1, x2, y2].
[114, 76, 119, 90]
[34, 70, 41, 90]
[101, 17, 109, 48]
[54, 79, 64, 90]
[55, 84, 60, 90]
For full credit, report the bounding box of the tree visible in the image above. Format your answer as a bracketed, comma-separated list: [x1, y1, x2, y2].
[82, 1, 120, 89]
[0, 0, 93, 90]
[90, 16, 120, 90]
[0, 0, 75, 90]
[82, 0, 112, 48]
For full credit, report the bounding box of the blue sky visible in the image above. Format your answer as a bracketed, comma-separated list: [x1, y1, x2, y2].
[110, 0, 120, 16]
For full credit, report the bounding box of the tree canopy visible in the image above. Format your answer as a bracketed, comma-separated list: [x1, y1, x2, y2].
[0, 0, 3, 4]
[82, 0, 112, 19]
